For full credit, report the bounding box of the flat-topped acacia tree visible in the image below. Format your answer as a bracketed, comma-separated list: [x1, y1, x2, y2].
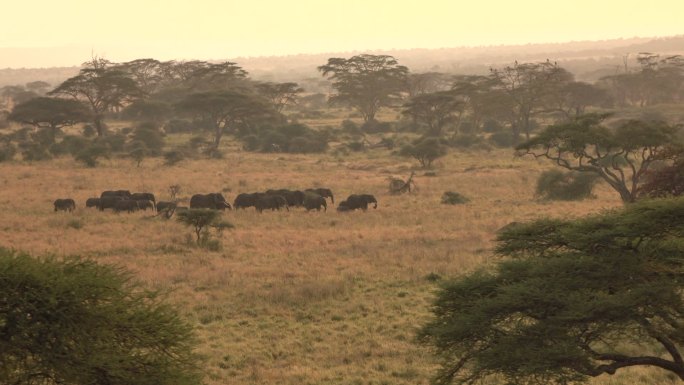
[318, 54, 409, 122]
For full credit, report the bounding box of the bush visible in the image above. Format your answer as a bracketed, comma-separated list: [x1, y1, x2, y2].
[0, 141, 16, 162]
[441, 191, 470, 205]
[400, 136, 448, 168]
[19, 141, 52, 162]
[0, 248, 203, 385]
[164, 149, 186, 166]
[361, 119, 394, 133]
[82, 124, 96, 137]
[94, 133, 126, 152]
[488, 131, 515, 147]
[75, 144, 109, 167]
[482, 119, 504, 133]
[239, 123, 329, 154]
[164, 119, 194, 134]
[535, 169, 600, 201]
[132, 125, 165, 156]
[341, 119, 361, 135]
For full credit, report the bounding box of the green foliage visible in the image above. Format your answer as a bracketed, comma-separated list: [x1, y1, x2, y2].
[18, 141, 52, 161]
[360, 119, 394, 133]
[518, 114, 684, 203]
[164, 119, 194, 134]
[319, 54, 409, 122]
[0, 248, 203, 385]
[7, 97, 91, 131]
[75, 143, 109, 167]
[449, 133, 486, 149]
[488, 131, 515, 147]
[420, 198, 684, 384]
[0, 141, 16, 162]
[535, 169, 600, 201]
[239, 123, 328, 153]
[176, 209, 231, 245]
[164, 149, 186, 166]
[126, 140, 149, 167]
[132, 124, 165, 156]
[441, 191, 470, 205]
[400, 136, 448, 168]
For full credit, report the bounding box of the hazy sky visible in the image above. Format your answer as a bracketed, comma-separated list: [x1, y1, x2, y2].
[2, 0, 683, 67]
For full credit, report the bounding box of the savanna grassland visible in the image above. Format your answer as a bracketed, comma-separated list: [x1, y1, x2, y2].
[0, 122, 676, 385]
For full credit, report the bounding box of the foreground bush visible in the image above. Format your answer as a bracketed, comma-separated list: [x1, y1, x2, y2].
[0, 248, 203, 385]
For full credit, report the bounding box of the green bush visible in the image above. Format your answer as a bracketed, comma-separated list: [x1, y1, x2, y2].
[400, 136, 448, 168]
[132, 125, 165, 156]
[19, 142, 52, 161]
[361, 119, 393, 133]
[0, 141, 16, 162]
[535, 169, 600, 201]
[488, 131, 515, 147]
[75, 144, 109, 167]
[239, 123, 329, 154]
[164, 149, 186, 166]
[164, 119, 194, 134]
[441, 191, 470, 205]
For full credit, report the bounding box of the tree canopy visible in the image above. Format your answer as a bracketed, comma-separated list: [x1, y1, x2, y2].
[318, 54, 408, 122]
[0, 248, 203, 385]
[517, 114, 683, 203]
[420, 197, 684, 385]
[8, 97, 91, 136]
[49, 58, 143, 136]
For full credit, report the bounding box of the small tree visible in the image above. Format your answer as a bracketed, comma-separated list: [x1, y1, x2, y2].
[517, 114, 683, 203]
[176, 209, 221, 245]
[640, 157, 684, 198]
[535, 169, 600, 201]
[400, 137, 448, 168]
[0, 248, 203, 385]
[8, 97, 91, 141]
[420, 198, 684, 384]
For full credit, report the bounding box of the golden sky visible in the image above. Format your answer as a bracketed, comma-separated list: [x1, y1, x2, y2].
[1, 0, 683, 67]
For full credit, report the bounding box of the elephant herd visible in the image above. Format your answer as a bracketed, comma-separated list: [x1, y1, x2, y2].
[53, 188, 378, 216]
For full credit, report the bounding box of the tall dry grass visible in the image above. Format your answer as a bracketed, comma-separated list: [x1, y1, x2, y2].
[1, 142, 670, 384]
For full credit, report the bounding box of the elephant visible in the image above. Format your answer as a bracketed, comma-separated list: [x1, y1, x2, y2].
[255, 194, 289, 212]
[336, 201, 352, 212]
[98, 196, 125, 211]
[233, 192, 264, 210]
[54, 198, 76, 212]
[266, 189, 305, 207]
[100, 190, 132, 199]
[303, 193, 327, 212]
[114, 199, 140, 213]
[85, 198, 101, 208]
[305, 188, 334, 205]
[136, 199, 155, 211]
[190, 193, 232, 210]
[343, 194, 378, 211]
[131, 192, 156, 203]
[156, 201, 177, 219]
[156, 201, 177, 212]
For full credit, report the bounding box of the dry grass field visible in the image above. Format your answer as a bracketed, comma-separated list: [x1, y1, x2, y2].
[0, 130, 676, 384]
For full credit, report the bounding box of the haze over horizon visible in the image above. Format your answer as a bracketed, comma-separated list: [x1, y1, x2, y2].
[2, 0, 683, 68]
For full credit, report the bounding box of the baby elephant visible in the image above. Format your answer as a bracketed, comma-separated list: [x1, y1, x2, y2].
[54, 198, 76, 212]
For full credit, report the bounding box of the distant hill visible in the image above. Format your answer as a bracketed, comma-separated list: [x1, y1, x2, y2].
[2, 35, 683, 88]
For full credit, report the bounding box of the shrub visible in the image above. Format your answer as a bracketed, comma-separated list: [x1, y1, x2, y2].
[164, 150, 186, 166]
[488, 131, 515, 147]
[19, 142, 52, 162]
[482, 119, 504, 133]
[75, 144, 109, 167]
[94, 133, 126, 152]
[400, 136, 448, 168]
[164, 119, 194, 134]
[441, 191, 470, 205]
[132, 125, 164, 156]
[341, 119, 361, 134]
[639, 159, 684, 198]
[0, 141, 16, 162]
[535, 169, 600, 201]
[361, 119, 393, 133]
[239, 123, 329, 154]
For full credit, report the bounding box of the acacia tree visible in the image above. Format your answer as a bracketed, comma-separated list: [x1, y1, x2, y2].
[402, 91, 464, 136]
[517, 114, 682, 203]
[489, 60, 574, 142]
[420, 198, 684, 384]
[255, 82, 304, 112]
[318, 54, 409, 122]
[175, 91, 275, 150]
[8, 97, 91, 140]
[49, 58, 143, 136]
[0, 248, 203, 385]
